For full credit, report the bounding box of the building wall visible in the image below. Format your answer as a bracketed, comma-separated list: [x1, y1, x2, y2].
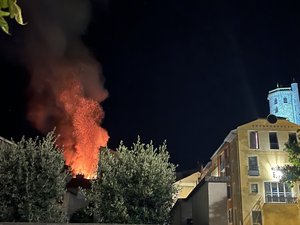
[268, 82, 300, 125]
[263, 204, 300, 225]
[192, 181, 227, 225]
[192, 182, 209, 225]
[208, 182, 227, 225]
[171, 199, 193, 225]
[230, 137, 243, 225]
[291, 83, 300, 125]
[236, 118, 300, 225]
[268, 89, 293, 120]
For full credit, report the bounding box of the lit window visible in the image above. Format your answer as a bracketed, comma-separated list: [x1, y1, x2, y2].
[274, 98, 278, 104]
[219, 154, 225, 174]
[252, 211, 262, 225]
[251, 184, 258, 193]
[249, 131, 259, 149]
[283, 97, 287, 103]
[228, 208, 233, 223]
[248, 156, 259, 176]
[264, 182, 294, 203]
[289, 133, 297, 144]
[269, 132, 279, 149]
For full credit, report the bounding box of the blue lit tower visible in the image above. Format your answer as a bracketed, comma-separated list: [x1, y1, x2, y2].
[267, 82, 300, 125]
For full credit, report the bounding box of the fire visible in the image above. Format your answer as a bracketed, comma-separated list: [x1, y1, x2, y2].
[57, 77, 109, 178]
[27, 61, 109, 178]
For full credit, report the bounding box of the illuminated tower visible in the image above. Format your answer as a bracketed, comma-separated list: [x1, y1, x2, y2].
[267, 82, 300, 125]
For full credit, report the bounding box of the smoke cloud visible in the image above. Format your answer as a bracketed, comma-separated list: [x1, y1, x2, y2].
[19, 0, 109, 177]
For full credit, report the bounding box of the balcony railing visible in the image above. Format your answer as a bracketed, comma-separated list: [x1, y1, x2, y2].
[265, 194, 298, 204]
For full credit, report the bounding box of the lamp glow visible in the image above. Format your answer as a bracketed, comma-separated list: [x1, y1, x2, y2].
[272, 167, 283, 181]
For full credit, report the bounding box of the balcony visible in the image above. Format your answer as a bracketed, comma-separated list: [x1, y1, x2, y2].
[265, 194, 298, 204]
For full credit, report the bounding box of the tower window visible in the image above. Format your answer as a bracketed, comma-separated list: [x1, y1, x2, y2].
[249, 131, 259, 149]
[275, 106, 278, 113]
[283, 97, 287, 103]
[269, 132, 279, 149]
[274, 98, 278, 104]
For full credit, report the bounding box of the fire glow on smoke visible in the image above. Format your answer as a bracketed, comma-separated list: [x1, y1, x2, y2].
[27, 61, 109, 178]
[22, 0, 110, 178]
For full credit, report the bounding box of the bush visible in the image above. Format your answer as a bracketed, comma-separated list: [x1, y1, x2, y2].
[85, 137, 178, 224]
[0, 132, 68, 222]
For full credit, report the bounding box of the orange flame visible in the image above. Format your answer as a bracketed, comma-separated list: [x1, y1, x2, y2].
[27, 60, 109, 178]
[56, 77, 109, 178]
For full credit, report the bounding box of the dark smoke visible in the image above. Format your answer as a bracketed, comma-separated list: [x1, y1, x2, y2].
[20, 0, 108, 133]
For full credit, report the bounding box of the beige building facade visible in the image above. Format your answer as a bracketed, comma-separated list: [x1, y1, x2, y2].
[210, 117, 300, 225]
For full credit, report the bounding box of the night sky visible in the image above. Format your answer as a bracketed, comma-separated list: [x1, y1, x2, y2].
[1, 0, 300, 171]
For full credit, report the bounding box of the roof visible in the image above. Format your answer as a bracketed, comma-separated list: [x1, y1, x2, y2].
[268, 87, 291, 94]
[175, 171, 201, 199]
[0, 136, 16, 145]
[176, 168, 199, 181]
[210, 129, 236, 160]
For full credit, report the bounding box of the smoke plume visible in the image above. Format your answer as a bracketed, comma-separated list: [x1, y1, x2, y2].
[20, 0, 109, 177]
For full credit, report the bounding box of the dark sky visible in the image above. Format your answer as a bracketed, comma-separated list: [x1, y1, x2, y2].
[1, 0, 300, 171]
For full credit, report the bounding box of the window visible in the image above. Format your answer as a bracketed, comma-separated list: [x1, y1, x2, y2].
[274, 98, 278, 104]
[275, 106, 278, 113]
[227, 185, 231, 199]
[269, 132, 279, 149]
[252, 211, 262, 225]
[251, 183, 258, 193]
[228, 208, 233, 223]
[249, 131, 259, 149]
[283, 97, 287, 103]
[264, 182, 294, 203]
[219, 154, 225, 174]
[248, 156, 259, 176]
[289, 133, 297, 144]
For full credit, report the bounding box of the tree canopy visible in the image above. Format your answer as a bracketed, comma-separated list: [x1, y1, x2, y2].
[0, 0, 25, 34]
[0, 132, 68, 222]
[85, 137, 178, 224]
[281, 131, 300, 185]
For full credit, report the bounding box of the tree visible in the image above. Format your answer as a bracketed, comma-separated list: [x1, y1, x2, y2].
[0, 0, 25, 34]
[0, 132, 68, 222]
[281, 131, 300, 186]
[85, 138, 178, 224]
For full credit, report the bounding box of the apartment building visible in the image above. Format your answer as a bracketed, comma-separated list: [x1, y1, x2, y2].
[210, 116, 300, 225]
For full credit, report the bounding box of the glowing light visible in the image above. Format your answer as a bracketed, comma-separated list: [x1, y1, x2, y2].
[272, 167, 283, 181]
